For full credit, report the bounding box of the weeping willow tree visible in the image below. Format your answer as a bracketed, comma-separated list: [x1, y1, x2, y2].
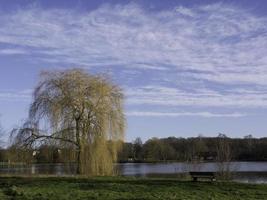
[10, 69, 125, 175]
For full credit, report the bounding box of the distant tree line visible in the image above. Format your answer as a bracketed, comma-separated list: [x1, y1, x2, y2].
[1, 134, 266, 164]
[118, 135, 267, 163]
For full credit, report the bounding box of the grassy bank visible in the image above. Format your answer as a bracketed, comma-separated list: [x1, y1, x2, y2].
[0, 176, 266, 200]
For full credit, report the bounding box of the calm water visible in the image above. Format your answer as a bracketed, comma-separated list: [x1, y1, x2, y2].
[116, 162, 267, 184]
[1, 162, 267, 183]
[117, 162, 267, 175]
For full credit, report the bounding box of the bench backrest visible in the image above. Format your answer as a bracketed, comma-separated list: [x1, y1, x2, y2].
[189, 172, 215, 176]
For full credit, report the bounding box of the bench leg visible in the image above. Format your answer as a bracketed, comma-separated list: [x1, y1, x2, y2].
[193, 177, 197, 181]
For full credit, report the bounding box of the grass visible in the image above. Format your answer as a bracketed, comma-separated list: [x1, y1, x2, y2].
[0, 176, 266, 200]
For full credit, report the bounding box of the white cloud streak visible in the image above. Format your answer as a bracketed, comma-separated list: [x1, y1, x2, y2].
[125, 86, 267, 108]
[0, 48, 27, 55]
[0, 90, 32, 101]
[126, 111, 246, 118]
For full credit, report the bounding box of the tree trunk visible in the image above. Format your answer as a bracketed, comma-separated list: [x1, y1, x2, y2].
[76, 147, 82, 174]
[76, 119, 82, 175]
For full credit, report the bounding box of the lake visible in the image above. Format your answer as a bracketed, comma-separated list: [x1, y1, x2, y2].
[116, 162, 267, 184]
[1, 162, 267, 183]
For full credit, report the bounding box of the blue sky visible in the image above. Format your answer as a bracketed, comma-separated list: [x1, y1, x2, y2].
[1, 0, 267, 142]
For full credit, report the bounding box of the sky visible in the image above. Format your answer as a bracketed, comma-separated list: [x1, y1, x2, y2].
[0, 0, 267, 142]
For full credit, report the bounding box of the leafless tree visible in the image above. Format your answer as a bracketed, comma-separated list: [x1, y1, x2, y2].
[10, 69, 125, 175]
[133, 137, 143, 161]
[216, 133, 232, 180]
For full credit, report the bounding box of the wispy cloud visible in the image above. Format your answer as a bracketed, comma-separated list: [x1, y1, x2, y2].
[0, 3, 266, 79]
[0, 48, 27, 55]
[0, 90, 32, 102]
[126, 111, 246, 118]
[0, 3, 267, 116]
[125, 86, 267, 108]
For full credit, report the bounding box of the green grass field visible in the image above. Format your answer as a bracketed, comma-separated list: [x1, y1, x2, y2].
[0, 176, 266, 200]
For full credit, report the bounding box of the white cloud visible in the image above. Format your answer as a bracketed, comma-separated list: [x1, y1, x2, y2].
[126, 111, 246, 118]
[0, 3, 266, 81]
[0, 3, 267, 114]
[0, 90, 32, 101]
[0, 48, 27, 55]
[125, 85, 267, 108]
[175, 6, 195, 17]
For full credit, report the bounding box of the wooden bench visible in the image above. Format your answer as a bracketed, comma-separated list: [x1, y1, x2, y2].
[189, 172, 216, 182]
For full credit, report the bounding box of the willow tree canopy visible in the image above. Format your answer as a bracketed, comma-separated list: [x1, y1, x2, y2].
[11, 69, 125, 175]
